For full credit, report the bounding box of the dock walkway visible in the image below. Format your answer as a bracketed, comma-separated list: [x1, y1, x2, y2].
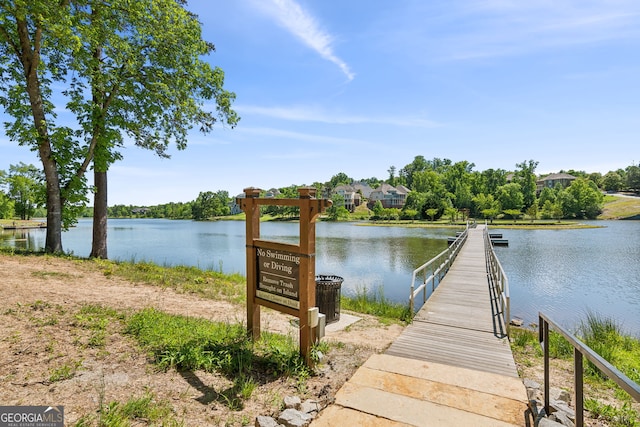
[313, 225, 528, 426]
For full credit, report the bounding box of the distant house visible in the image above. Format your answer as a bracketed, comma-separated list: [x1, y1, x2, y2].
[536, 173, 577, 193]
[351, 182, 374, 199]
[367, 184, 409, 209]
[333, 184, 362, 212]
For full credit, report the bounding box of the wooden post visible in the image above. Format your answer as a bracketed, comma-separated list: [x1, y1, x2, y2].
[241, 188, 262, 340]
[298, 187, 316, 365]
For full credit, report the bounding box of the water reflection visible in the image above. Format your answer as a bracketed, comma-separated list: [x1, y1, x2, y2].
[0, 228, 44, 251]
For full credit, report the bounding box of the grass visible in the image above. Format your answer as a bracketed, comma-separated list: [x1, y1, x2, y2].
[341, 285, 412, 324]
[93, 259, 246, 304]
[73, 393, 184, 427]
[599, 196, 640, 220]
[124, 308, 314, 409]
[49, 360, 83, 383]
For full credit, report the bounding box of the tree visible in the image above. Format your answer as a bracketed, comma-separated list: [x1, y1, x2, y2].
[472, 193, 500, 219]
[0, 2, 87, 252]
[537, 187, 557, 208]
[0, 1, 238, 256]
[68, 0, 238, 258]
[192, 190, 230, 220]
[473, 168, 507, 196]
[495, 183, 524, 211]
[326, 193, 349, 221]
[372, 200, 384, 218]
[399, 155, 428, 189]
[626, 165, 640, 192]
[562, 178, 604, 219]
[502, 209, 522, 221]
[1, 163, 44, 220]
[387, 166, 397, 186]
[514, 160, 539, 209]
[602, 171, 624, 192]
[0, 191, 14, 219]
[442, 161, 474, 210]
[328, 172, 351, 190]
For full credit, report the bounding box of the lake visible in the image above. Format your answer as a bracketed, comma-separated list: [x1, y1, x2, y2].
[2, 218, 639, 335]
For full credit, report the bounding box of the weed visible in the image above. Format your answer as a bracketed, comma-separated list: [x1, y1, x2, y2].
[585, 399, 638, 427]
[49, 360, 82, 383]
[511, 328, 537, 348]
[29, 300, 51, 311]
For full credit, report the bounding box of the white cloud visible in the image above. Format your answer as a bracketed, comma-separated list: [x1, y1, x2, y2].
[237, 104, 440, 128]
[253, 0, 354, 80]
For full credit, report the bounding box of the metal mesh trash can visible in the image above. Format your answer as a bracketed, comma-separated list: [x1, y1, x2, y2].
[315, 275, 343, 324]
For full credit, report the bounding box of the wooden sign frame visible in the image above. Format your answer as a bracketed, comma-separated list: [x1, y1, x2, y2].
[237, 187, 331, 365]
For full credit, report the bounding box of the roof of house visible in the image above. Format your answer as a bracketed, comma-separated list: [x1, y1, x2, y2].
[372, 183, 409, 195]
[538, 173, 577, 182]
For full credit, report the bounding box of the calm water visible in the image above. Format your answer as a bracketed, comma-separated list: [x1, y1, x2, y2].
[492, 221, 640, 334]
[2, 219, 639, 334]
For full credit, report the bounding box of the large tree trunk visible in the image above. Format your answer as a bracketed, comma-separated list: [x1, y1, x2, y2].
[90, 170, 108, 259]
[16, 18, 64, 253]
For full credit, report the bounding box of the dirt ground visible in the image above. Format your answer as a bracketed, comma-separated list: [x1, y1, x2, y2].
[0, 254, 403, 426]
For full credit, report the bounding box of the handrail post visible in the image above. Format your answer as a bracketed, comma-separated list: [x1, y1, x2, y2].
[540, 314, 550, 416]
[409, 283, 414, 314]
[575, 348, 584, 427]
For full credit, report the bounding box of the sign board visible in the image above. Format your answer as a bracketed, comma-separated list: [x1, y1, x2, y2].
[237, 187, 331, 366]
[256, 247, 300, 309]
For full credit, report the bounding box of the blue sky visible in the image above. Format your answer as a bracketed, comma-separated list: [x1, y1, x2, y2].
[2, 0, 639, 205]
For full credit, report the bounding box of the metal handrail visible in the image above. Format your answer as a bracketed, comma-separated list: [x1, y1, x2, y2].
[538, 312, 640, 427]
[409, 222, 469, 313]
[484, 225, 511, 336]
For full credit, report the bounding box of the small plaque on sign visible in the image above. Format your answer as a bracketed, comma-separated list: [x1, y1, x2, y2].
[256, 247, 300, 308]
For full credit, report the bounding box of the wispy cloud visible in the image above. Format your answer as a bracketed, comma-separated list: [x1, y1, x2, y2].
[237, 104, 440, 128]
[252, 0, 354, 80]
[450, 2, 640, 59]
[239, 126, 374, 147]
[383, 1, 640, 61]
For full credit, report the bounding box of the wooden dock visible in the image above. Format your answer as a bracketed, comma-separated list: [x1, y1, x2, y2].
[313, 224, 527, 427]
[386, 224, 517, 377]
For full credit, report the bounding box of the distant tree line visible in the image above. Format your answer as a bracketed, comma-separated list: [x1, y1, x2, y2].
[2, 159, 640, 222]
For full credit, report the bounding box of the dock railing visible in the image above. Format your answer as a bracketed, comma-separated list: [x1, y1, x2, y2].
[484, 225, 511, 336]
[537, 312, 640, 427]
[409, 222, 469, 314]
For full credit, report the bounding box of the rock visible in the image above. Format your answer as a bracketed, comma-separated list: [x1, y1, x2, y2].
[278, 408, 313, 427]
[255, 415, 280, 427]
[283, 396, 301, 409]
[300, 399, 320, 415]
[550, 387, 571, 404]
[551, 401, 575, 420]
[523, 379, 541, 400]
[554, 411, 575, 427]
[539, 418, 565, 427]
[510, 317, 524, 327]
